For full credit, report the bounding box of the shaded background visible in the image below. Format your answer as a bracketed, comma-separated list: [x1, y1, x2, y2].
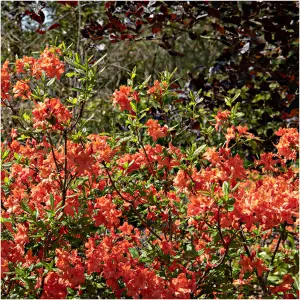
[1, 1, 299, 151]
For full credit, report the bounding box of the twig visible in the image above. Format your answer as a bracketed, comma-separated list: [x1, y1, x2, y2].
[46, 132, 61, 176]
[264, 222, 287, 282]
[102, 161, 162, 241]
[239, 228, 269, 296]
[61, 130, 68, 208]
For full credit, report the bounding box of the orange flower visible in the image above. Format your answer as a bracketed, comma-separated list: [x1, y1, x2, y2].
[214, 110, 230, 130]
[13, 224, 29, 247]
[239, 255, 253, 276]
[13, 80, 32, 100]
[90, 196, 122, 227]
[112, 85, 140, 111]
[1, 258, 9, 279]
[171, 273, 194, 298]
[32, 98, 71, 130]
[251, 258, 268, 277]
[174, 169, 191, 192]
[15, 56, 36, 74]
[119, 222, 134, 235]
[255, 152, 279, 172]
[1, 60, 10, 100]
[225, 125, 236, 146]
[147, 80, 168, 100]
[55, 248, 85, 289]
[275, 127, 299, 161]
[112, 85, 132, 111]
[145, 119, 168, 141]
[33, 46, 65, 80]
[41, 271, 67, 299]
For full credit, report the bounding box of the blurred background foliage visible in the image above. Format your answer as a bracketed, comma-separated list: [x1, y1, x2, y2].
[1, 1, 299, 153]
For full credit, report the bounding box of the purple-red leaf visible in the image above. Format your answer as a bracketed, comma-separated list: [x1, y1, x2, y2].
[25, 10, 42, 24]
[48, 23, 60, 31]
[168, 50, 184, 57]
[39, 10, 45, 24]
[152, 24, 161, 34]
[36, 28, 46, 35]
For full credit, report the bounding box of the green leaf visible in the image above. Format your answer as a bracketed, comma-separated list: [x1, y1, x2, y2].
[75, 53, 80, 63]
[117, 136, 132, 145]
[65, 72, 77, 78]
[71, 87, 84, 93]
[227, 204, 235, 212]
[129, 248, 139, 258]
[193, 144, 207, 157]
[20, 200, 32, 215]
[232, 93, 241, 102]
[231, 183, 240, 192]
[67, 97, 77, 105]
[50, 194, 54, 210]
[130, 101, 137, 113]
[1, 149, 9, 161]
[130, 66, 137, 80]
[14, 152, 21, 161]
[140, 75, 151, 87]
[23, 113, 31, 121]
[222, 181, 229, 201]
[11, 115, 22, 121]
[64, 57, 87, 71]
[91, 54, 107, 69]
[46, 77, 56, 87]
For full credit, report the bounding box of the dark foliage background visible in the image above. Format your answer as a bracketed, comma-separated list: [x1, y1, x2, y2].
[1, 1, 299, 151]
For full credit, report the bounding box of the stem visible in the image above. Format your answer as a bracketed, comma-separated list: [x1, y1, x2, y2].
[239, 228, 269, 296]
[217, 206, 225, 245]
[192, 227, 242, 296]
[61, 130, 68, 208]
[47, 132, 60, 175]
[2, 100, 37, 140]
[264, 222, 287, 282]
[138, 139, 158, 179]
[69, 99, 86, 133]
[102, 161, 162, 241]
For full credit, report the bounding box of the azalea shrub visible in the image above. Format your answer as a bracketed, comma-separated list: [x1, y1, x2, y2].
[1, 45, 299, 299]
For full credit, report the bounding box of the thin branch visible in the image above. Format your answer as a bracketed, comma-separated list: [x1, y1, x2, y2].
[61, 130, 68, 208]
[239, 228, 269, 296]
[102, 161, 162, 241]
[264, 222, 287, 282]
[46, 132, 61, 175]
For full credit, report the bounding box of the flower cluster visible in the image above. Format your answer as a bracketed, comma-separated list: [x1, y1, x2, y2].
[13, 80, 32, 100]
[214, 110, 230, 130]
[32, 98, 71, 130]
[15, 46, 65, 80]
[147, 80, 168, 100]
[1, 53, 298, 299]
[112, 85, 139, 111]
[1, 46, 65, 104]
[1, 60, 10, 100]
[145, 118, 169, 141]
[275, 127, 299, 161]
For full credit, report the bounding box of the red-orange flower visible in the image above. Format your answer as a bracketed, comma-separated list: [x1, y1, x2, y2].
[147, 80, 168, 100]
[32, 98, 71, 130]
[33, 47, 65, 80]
[214, 110, 230, 130]
[275, 127, 299, 161]
[40, 271, 67, 299]
[56, 248, 85, 289]
[13, 80, 32, 100]
[145, 119, 168, 141]
[1, 60, 10, 100]
[15, 56, 36, 74]
[112, 85, 139, 111]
